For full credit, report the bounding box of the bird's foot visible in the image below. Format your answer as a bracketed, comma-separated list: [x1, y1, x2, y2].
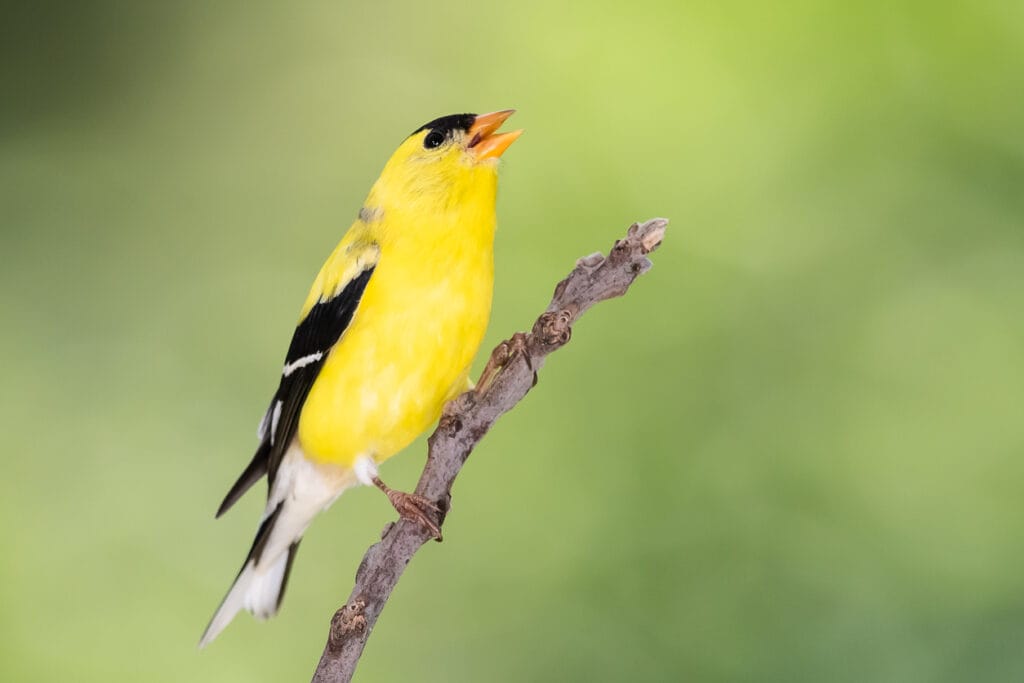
[372, 477, 443, 541]
[476, 332, 531, 395]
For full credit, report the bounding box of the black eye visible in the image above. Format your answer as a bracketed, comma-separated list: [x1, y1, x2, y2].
[423, 130, 445, 149]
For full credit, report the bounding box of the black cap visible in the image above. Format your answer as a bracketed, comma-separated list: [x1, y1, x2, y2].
[411, 113, 476, 138]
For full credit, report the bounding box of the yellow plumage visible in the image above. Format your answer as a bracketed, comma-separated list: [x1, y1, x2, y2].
[201, 110, 521, 647]
[299, 148, 499, 465]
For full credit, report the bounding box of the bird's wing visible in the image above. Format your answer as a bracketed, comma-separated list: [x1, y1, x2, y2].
[216, 241, 380, 517]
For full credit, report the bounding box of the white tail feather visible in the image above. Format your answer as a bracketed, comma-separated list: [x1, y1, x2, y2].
[199, 553, 289, 648]
[245, 551, 291, 619]
[200, 446, 357, 648]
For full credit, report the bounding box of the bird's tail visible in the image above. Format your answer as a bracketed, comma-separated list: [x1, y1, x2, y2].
[199, 504, 301, 647]
[200, 450, 355, 648]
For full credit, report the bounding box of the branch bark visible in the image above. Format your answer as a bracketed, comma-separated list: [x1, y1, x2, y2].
[310, 218, 668, 683]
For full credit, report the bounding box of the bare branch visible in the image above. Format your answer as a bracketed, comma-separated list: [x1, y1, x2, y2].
[310, 218, 668, 683]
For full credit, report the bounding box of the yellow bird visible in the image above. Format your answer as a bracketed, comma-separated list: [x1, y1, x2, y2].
[200, 110, 522, 646]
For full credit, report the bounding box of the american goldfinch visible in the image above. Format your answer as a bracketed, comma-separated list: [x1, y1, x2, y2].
[200, 110, 522, 647]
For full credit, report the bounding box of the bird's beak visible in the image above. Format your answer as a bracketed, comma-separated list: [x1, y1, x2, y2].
[467, 109, 523, 160]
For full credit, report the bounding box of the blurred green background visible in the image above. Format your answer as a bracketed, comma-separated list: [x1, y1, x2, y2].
[3, 1, 1023, 681]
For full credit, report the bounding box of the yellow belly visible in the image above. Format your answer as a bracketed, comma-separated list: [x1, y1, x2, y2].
[297, 228, 493, 467]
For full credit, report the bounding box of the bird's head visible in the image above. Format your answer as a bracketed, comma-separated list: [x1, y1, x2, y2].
[366, 110, 522, 217]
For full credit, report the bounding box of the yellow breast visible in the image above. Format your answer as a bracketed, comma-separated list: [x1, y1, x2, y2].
[297, 201, 495, 467]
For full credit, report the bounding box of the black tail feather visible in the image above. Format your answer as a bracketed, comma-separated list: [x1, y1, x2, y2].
[216, 441, 270, 518]
[248, 502, 283, 566]
[277, 541, 302, 611]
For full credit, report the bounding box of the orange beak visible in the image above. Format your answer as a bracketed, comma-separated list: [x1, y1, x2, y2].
[467, 109, 523, 160]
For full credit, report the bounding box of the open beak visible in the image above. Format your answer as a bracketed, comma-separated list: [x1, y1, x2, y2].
[467, 109, 523, 160]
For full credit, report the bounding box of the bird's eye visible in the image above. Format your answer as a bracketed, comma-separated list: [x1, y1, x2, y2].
[423, 130, 445, 149]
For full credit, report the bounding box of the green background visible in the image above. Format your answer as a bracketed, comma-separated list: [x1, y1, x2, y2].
[3, 1, 1023, 681]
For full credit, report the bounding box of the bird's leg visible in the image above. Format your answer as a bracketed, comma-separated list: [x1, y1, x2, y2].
[371, 476, 443, 541]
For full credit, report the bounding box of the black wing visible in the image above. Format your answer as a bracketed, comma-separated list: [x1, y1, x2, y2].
[215, 263, 376, 517]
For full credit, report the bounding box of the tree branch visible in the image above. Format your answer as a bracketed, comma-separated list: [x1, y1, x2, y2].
[310, 218, 668, 683]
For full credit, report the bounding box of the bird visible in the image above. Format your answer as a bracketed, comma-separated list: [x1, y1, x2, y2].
[200, 110, 522, 647]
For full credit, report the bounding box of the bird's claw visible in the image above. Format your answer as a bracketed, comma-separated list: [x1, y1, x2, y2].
[476, 332, 530, 395]
[385, 490, 443, 541]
